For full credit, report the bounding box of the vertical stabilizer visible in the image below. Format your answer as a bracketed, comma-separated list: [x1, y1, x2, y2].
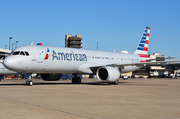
[134, 26, 150, 55]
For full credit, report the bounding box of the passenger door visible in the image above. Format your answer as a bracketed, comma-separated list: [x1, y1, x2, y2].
[34, 47, 43, 63]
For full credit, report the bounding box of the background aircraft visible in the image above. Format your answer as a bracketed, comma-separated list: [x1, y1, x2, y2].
[3, 27, 180, 85]
[0, 62, 19, 81]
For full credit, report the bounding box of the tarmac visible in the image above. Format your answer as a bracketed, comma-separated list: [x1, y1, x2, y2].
[0, 78, 180, 119]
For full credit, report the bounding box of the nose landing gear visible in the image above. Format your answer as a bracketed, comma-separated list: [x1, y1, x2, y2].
[26, 75, 33, 86]
[26, 80, 33, 86]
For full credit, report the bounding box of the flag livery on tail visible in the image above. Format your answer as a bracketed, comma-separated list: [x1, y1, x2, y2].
[134, 26, 151, 62]
[134, 26, 150, 55]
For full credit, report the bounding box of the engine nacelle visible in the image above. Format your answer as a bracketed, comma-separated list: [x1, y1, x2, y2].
[96, 66, 120, 82]
[40, 73, 62, 81]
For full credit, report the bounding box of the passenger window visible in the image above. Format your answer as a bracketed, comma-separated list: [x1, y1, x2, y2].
[20, 51, 25, 55]
[25, 51, 29, 56]
[13, 51, 20, 55]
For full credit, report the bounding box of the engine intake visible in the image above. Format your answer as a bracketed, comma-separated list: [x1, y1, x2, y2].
[96, 66, 120, 82]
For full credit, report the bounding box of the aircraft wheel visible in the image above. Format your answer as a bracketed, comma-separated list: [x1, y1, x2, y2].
[77, 77, 82, 84]
[114, 79, 119, 85]
[26, 80, 33, 86]
[72, 77, 76, 84]
[29, 81, 33, 86]
[26, 80, 29, 85]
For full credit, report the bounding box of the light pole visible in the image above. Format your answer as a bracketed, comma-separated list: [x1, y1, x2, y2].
[12, 43, 14, 50]
[15, 41, 18, 49]
[5, 45, 8, 49]
[9, 37, 13, 50]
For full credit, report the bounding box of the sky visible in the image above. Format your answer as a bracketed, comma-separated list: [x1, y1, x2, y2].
[0, 0, 180, 59]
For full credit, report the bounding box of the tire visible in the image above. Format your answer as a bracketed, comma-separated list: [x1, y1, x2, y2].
[77, 77, 82, 84]
[114, 80, 119, 85]
[26, 81, 29, 85]
[72, 77, 76, 84]
[29, 81, 33, 86]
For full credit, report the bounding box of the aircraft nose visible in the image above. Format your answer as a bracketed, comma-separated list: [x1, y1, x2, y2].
[3, 57, 14, 70]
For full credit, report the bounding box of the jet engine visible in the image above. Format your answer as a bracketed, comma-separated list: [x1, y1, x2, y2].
[40, 73, 62, 81]
[96, 66, 120, 82]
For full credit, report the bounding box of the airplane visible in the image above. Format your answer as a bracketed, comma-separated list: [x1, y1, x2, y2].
[3, 27, 180, 85]
[0, 61, 19, 81]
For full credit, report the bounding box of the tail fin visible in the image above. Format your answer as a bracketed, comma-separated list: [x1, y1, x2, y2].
[134, 26, 150, 55]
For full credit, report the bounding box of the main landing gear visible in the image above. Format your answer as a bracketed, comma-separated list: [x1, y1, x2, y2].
[109, 79, 119, 85]
[71, 75, 82, 84]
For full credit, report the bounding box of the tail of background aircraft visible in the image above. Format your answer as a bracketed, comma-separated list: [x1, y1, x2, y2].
[134, 26, 150, 55]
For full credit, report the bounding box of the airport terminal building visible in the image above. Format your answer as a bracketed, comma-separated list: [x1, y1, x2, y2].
[0, 48, 11, 59]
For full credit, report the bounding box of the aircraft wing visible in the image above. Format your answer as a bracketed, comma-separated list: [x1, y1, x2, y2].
[88, 60, 180, 70]
[118, 60, 180, 67]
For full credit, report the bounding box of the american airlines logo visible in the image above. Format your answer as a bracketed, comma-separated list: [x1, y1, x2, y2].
[52, 50, 87, 61]
[44, 48, 50, 60]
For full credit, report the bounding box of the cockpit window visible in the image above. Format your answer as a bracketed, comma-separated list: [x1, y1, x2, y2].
[12, 51, 29, 56]
[20, 51, 25, 55]
[25, 51, 29, 56]
[13, 51, 20, 55]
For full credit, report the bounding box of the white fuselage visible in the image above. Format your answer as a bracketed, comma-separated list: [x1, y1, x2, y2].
[3, 45, 142, 74]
